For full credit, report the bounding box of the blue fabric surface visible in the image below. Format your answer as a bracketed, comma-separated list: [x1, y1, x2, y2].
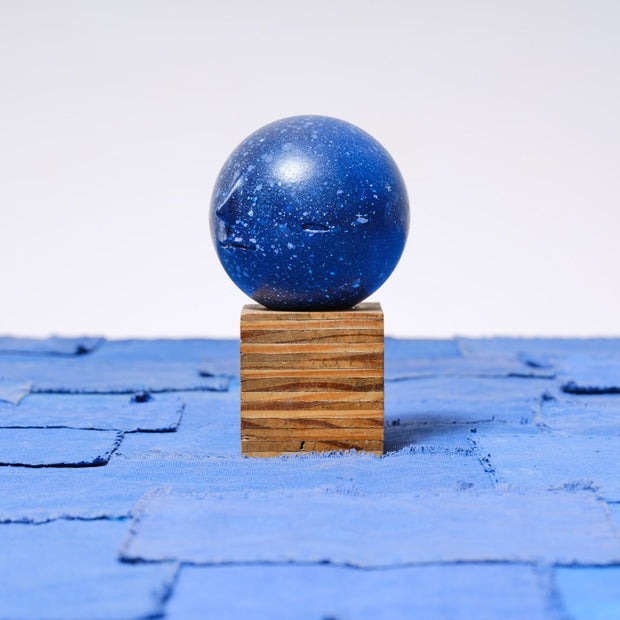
[167, 564, 553, 620]
[91, 338, 238, 365]
[458, 336, 620, 361]
[386, 355, 554, 380]
[558, 354, 620, 393]
[554, 567, 620, 620]
[0, 451, 491, 524]
[115, 390, 240, 459]
[92, 338, 240, 378]
[0, 393, 184, 432]
[385, 376, 548, 426]
[541, 394, 620, 435]
[386, 336, 555, 379]
[0, 336, 104, 356]
[0, 459, 209, 523]
[0, 377, 31, 405]
[472, 425, 620, 500]
[0, 357, 229, 393]
[0, 428, 122, 467]
[385, 337, 462, 359]
[0, 520, 177, 619]
[119, 487, 620, 566]
[608, 502, 620, 524]
[1, 337, 619, 620]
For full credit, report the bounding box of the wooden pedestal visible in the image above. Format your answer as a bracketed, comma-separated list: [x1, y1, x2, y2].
[240, 302, 384, 457]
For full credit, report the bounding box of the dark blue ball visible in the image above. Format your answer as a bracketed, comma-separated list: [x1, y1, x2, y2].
[210, 115, 409, 310]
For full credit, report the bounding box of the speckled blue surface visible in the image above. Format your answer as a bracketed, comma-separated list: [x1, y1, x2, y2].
[1, 336, 620, 619]
[210, 115, 409, 310]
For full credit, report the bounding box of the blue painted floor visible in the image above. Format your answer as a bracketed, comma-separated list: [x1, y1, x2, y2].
[1, 336, 619, 619]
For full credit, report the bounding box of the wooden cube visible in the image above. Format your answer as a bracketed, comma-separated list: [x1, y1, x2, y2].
[240, 302, 384, 457]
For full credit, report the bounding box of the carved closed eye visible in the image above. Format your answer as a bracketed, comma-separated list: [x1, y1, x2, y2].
[302, 222, 333, 233]
[220, 239, 257, 251]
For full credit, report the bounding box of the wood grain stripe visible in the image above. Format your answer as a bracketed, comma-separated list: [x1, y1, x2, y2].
[240, 409, 384, 419]
[242, 400, 383, 411]
[241, 328, 383, 344]
[241, 319, 382, 331]
[241, 376, 384, 392]
[242, 416, 384, 430]
[242, 428, 383, 440]
[242, 390, 383, 404]
[241, 368, 383, 379]
[240, 342, 383, 354]
[241, 352, 383, 370]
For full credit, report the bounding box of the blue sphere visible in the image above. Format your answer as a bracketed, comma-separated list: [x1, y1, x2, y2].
[210, 115, 409, 310]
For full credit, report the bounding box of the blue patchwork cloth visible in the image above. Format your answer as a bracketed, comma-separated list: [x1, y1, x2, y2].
[92, 338, 239, 377]
[167, 564, 552, 620]
[458, 336, 620, 365]
[387, 353, 554, 380]
[554, 567, 620, 620]
[0, 337, 619, 620]
[0, 357, 229, 393]
[557, 354, 620, 393]
[0, 336, 104, 356]
[471, 425, 620, 501]
[0, 427, 122, 467]
[608, 502, 620, 523]
[385, 337, 462, 359]
[0, 377, 31, 405]
[115, 390, 241, 459]
[0, 393, 184, 432]
[541, 393, 620, 435]
[0, 520, 177, 619]
[386, 337, 555, 379]
[90, 338, 238, 364]
[0, 459, 212, 523]
[385, 376, 548, 425]
[0, 452, 491, 524]
[119, 487, 620, 566]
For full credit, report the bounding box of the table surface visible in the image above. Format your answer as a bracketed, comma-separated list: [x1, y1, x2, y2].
[1, 336, 619, 620]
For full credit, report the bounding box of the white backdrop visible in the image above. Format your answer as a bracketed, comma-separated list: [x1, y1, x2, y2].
[1, 0, 619, 338]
